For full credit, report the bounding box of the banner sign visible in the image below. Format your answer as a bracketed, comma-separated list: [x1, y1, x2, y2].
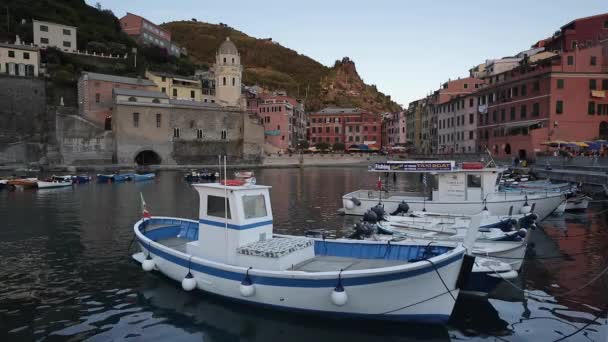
[370, 161, 455, 172]
[264, 130, 281, 136]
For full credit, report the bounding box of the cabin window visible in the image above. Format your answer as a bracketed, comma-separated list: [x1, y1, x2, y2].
[207, 195, 232, 219]
[243, 195, 267, 219]
[467, 174, 481, 188]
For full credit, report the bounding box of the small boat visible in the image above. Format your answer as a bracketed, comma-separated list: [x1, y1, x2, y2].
[97, 174, 115, 183]
[565, 194, 591, 211]
[72, 175, 91, 184]
[132, 180, 482, 323]
[37, 180, 73, 189]
[132, 173, 155, 182]
[112, 173, 135, 182]
[7, 178, 38, 189]
[0, 179, 7, 190]
[52, 175, 73, 183]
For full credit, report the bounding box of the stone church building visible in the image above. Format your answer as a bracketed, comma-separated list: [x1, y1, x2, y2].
[111, 38, 263, 165]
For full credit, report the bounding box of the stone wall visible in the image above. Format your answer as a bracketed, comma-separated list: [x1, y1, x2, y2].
[55, 113, 113, 165]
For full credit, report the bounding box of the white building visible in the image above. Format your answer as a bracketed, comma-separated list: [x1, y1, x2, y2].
[0, 40, 39, 77]
[213, 38, 243, 108]
[33, 19, 77, 53]
[437, 94, 478, 154]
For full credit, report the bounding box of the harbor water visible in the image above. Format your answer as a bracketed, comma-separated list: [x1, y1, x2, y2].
[0, 167, 607, 341]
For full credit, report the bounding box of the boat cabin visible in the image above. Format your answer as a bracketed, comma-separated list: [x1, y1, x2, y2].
[189, 183, 314, 270]
[370, 161, 502, 201]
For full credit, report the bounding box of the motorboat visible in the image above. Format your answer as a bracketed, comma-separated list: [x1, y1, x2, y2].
[37, 180, 73, 189]
[341, 160, 564, 220]
[501, 180, 589, 212]
[97, 174, 115, 183]
[132, 179, 482, 323]
[113, 173, 135, 182]
[132, 173, 155, 182]
[7, 178, 38, 189]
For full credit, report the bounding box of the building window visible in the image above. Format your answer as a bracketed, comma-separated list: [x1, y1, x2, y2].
[532, 81, 539, 91]
[40, 37, 49, 44]
[172, 88, 177, 97]
[232, 57, 235, 64]
[8, 50, 15, 58]
[23, 52, 30, 60]
[604, 20, 608, 29]
[567, 56, 574, 65]
[521, 84, 527, 96]
[603, 79, 608, 91]
[232, 77, 235, 86]
[469, 98, 474, 107]
[510, 107, 515, 120]
[133, 112, 139, 127]
[152, 98, 160, 103]
[128, 96, 137, 102]
[469, 114, 474, 124]
[40, 25, 48, 32]
[469, 131, 474, 140]
[156, 113, 162, 128]
[63, 41, 71, 48]
[223, 57, 226, 63]
[521, 105, 527, 119]
[197, 129, 203, 139]
[335, 127, 339, 133]
[500, 109, 505, 122]
[161, 87, 166, 93]
[161, 76, 166, 82]
[492, 110, 497, 123]
[222, 77, 226, 86]
[557, 79, 564, 89]
[173, 127, 180, 138]
[190, 90, 195, 98]
[556, 100, 563, 114]
[311, 127, 315, 133]
[63, 29, 71, 35]
[588, 101, 595, 115]
[590, 79, 597, 90]
[464, 83, 468, 89]
[590, 56, 597, 66]
[221, 130, 227, 140]
[532, 102, 540, 117]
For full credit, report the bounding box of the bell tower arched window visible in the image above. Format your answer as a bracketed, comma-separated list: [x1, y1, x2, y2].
[223, 77, 226, 86]
[232, 77, 235, 86]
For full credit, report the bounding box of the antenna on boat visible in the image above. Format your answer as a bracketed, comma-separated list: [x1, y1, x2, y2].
[484, 147, 498, 168]
[218, 155, 222, 183]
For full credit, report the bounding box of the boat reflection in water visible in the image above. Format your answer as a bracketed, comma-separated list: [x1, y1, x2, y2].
[138, 275, 453, 342]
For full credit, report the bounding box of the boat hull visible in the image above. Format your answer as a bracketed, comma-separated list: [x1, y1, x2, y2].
[37, 181, 72, 189]
[133, 217, 466, 323]
[342, 191, 563, 221]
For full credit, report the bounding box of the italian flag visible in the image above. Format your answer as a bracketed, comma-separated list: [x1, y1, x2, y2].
[140, 192, 151, 219]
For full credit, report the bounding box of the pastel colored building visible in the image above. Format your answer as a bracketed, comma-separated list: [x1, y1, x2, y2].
[0, 41, 39, 77]
[383, 111, 406, 146]
[119, 12, 184, 56]
[406, 99, 424, 151]
[536, 13, 608, 52]
[251, 92, 305, 150]
[77, 72, 157, 127]
[32, 19, 77, 53]
[436, 94, 478, 154]
[308, 108, 382, 148]
[146, 70, 202, 102]
[476, 43, 608, 160]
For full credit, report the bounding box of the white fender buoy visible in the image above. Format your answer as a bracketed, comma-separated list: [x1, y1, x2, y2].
[181, 272, 197, 291]
[518, 228, 528, 238]
[520, 197, 531, 214]
[330, 271, 348, 306]
[240, 268, 255, 297]
[142, 255, 155, 272]
[344, 199, 355, 210]
[482, 205, 490, 216]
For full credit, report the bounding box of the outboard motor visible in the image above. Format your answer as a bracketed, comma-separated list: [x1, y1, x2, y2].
[390, 201, 410, 216]
[371, 204, 386, 221]
[517, 213, 538, 229]
[362, 210, 378, 224]
[349, 222, 378, 239]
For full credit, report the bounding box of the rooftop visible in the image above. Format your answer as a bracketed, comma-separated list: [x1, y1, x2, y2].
[218, 37, 239, 55]
[82, 72, 156, 86]
[113, 88, 168, 98]
[314, 107, 363, 115]
[32, 19, 77, 30]
[147, 70, 200, 82]
[0, 42, 39, 52]
[170, 99, 222, 108]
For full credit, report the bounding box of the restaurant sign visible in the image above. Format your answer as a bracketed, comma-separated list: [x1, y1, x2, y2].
[371, 160, 455, 172]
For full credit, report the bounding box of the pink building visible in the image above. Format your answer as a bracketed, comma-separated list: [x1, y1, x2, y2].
[119, 12, 183, 56]
[249, 92, 306, 150]
[77, 72, 157, 127]
[383, 111, 406, 146]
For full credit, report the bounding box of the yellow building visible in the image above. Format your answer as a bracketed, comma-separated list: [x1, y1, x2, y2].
[0, 41, 40, 77]
[145, 70, 202, 102]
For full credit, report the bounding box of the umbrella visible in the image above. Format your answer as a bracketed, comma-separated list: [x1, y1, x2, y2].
[541, 140, 568, 147]
[571, 142, 589, 147]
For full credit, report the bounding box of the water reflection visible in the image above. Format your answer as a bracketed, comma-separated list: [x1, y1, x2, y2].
[0, 169, 606, 341]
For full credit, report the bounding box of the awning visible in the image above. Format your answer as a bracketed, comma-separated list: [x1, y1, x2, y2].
[503, 119, 547, 129]
[591, 90, 606, 98]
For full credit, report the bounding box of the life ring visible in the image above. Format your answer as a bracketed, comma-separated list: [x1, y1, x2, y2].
[220, 179, 246, 186]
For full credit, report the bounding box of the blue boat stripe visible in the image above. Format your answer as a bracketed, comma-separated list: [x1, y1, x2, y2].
[199, 219, 273, 230]
[137, 236, 464, 288]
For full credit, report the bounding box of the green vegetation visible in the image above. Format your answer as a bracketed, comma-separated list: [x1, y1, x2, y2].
[332, 142, 345, 151]
[315, 142, 330, 151]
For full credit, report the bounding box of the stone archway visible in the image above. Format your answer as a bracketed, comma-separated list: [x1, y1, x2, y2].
[135, 150, 162, 165]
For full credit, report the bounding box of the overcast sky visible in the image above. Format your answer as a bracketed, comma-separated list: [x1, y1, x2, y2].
[88, 0, 607, 106]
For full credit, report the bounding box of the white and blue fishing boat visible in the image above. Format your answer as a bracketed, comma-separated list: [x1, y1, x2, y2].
[97, 174, 115, 183]
[132, 180, 481, 323]
[341, 161, 564, 220]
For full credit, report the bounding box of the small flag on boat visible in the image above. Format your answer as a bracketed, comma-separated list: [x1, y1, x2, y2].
[140, 192, 151, 219]
[377, 176, 382, 190]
